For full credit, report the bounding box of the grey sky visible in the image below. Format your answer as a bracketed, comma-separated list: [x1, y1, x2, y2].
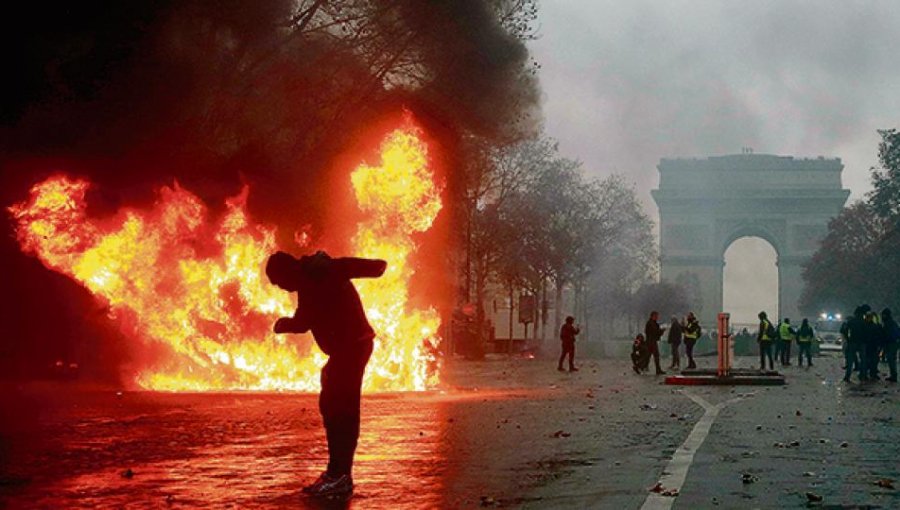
[530, 0, 900, 323]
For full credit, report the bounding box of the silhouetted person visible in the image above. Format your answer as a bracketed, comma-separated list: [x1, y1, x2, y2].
[267, 250, 386, 500]
[882, 308, 899, 382]
[667, 316, 683, 369]
[683, 312, 701, 369]
[863, 310, 883, 380]
[644, 311, 666, 375]
[796, 318, 814, 367]
[757, 311, 775, 370]
[631, 333, 649, 374]
[843, 306, 866, 382]
[558, 316, 580, 372]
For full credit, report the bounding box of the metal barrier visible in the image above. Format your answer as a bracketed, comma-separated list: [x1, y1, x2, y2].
[717, 313, 733, 377]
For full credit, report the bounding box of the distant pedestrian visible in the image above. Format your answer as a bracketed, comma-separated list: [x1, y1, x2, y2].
[778, 318, 796, 366]
[881, 308, 899, 382]
[796, 318, 814, 367]
[667, 316, 683, 369]
[844, 306, 867, 382]
[757, 311, 775, 371]
[683, 312, 701, 369]
[864, 310, 883, 380]
[644, 311, 667, 375]
[557, 316, 580, 372]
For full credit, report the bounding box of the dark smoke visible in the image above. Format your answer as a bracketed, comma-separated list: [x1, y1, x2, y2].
[0, 0, 539, 383]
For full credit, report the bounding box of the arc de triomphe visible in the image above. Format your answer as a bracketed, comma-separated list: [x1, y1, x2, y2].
[652, 153, 850, 327]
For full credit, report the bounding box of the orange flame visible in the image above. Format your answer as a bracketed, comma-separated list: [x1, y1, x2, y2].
[8, 123, 442, 392]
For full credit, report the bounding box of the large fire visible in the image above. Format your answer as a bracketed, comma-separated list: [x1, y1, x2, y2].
[8, 122, 443, 392]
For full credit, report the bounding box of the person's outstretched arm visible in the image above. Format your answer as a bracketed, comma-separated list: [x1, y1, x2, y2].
[329, 257, 387, 279]
[274, 307, 312, 334]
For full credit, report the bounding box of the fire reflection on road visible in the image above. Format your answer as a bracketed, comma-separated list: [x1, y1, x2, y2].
[0, 389, 528, 509]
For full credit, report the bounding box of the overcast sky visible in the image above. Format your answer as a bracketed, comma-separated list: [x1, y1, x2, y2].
[529, 0, 900, 322]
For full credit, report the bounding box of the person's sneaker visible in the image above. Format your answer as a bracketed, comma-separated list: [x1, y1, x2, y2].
[302, 472, 331, 494]
[655, 370, 666, 375]
[569, 367, 579, 372]
[308, 473, 353, 500]
[557, 366, 565, 372]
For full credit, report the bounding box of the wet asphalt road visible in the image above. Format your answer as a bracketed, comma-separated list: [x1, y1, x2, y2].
[1, 353, 898, 509]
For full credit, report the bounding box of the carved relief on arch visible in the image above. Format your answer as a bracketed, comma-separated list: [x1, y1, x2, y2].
[664, 224, 711, 252]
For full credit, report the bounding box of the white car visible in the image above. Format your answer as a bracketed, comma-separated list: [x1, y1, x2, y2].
[817, 333, 843, 352]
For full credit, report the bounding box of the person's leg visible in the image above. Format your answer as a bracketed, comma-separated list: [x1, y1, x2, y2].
[766, 343, 774, 370]
[558, 344, 566, 371]
[759, 342, 765, 370]
[686, 340, 695, 368]
[804, 343, 812, 366]
[785, 341, 792, 365]
[321, 341, 373, 479]
[567, 343, 576, 371]
[868, 344, 880, 379]
[651, 343, 663, 373]
[843, 344, 855, 381]
[887, 343, 898, 381]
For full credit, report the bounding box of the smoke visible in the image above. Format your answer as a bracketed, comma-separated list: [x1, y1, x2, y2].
[0, 0, 540, 382]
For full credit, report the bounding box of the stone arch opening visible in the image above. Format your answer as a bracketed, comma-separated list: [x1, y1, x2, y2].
[722, 236, 778, 327]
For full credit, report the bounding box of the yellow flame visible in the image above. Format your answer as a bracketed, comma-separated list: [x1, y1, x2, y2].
[8, 123, 443, 392]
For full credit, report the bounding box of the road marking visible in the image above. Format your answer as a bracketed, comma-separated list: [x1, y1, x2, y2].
[640, 392, 749, 510]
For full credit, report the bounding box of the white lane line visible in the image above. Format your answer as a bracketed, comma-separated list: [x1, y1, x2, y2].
[640, 392, 748, 510]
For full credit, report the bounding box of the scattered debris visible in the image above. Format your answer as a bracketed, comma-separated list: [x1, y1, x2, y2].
[741, 473, 758, 484]
[639, 404, 658, 411]
[796, 410, 803, 416]
[121, 468, 134, 479]
[648, 482, 679, 497]
[875, 478, 895, 489]
[803, 471, 816, 477]
[806, 492, 823, 503]
[165, 495, 175, 505]
[818, 438, 829, 444]
[551, 430, 571, 438]
[839, 441, 849, 448]
[789, 440, 800, 447]
[480, 495, 497, 506]
[756, 425, 763, 430]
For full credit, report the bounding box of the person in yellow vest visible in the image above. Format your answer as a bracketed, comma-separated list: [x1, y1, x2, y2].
[796, 318, 815, 367]
[778, 318, 796, 366]
[757, 311, 775, 371]
[682, 312, 701, 369]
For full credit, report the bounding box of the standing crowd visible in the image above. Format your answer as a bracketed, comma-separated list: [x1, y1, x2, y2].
[838, 305, 899, 383]
[756, 306, 899, 382]
[630, 311, 701, 375]
[556, 305, 899, 382]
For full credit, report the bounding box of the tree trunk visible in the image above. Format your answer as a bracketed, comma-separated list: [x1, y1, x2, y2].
[554, 277, 563, 339]
[507, 282, 514, 354]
